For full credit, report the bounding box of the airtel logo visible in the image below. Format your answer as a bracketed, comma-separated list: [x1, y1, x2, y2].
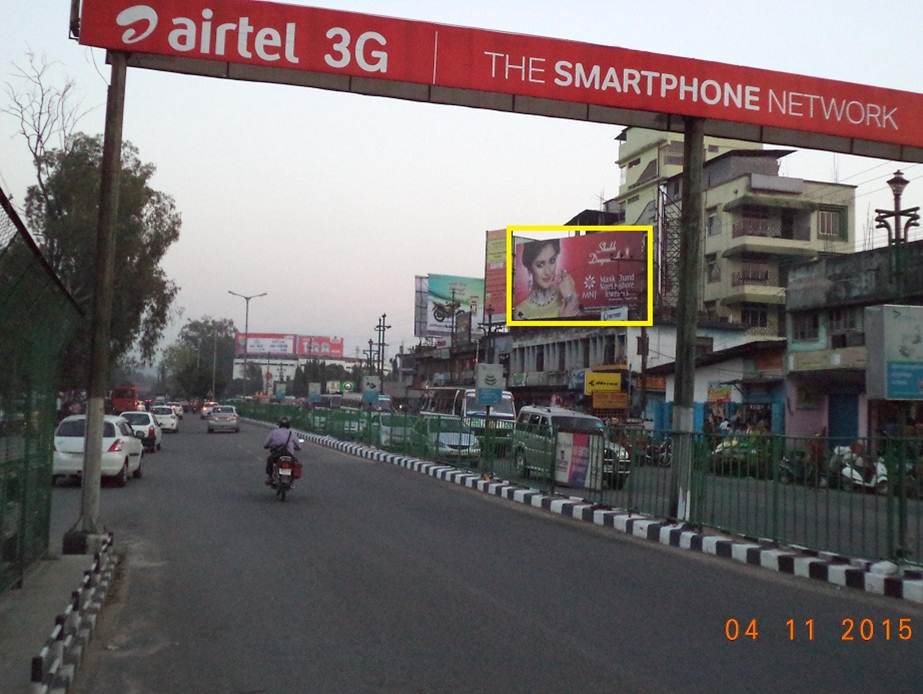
[116, 5, 158, 44]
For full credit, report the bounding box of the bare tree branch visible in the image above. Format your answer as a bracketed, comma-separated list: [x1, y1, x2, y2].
[2, 51, 94, 233]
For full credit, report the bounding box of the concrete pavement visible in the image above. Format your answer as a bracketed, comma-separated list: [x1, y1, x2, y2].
[0, 553, 93, 694]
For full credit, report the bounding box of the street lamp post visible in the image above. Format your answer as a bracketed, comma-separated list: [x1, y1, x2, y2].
[875, 171, 920, 279]
[228, 290, 267, 397]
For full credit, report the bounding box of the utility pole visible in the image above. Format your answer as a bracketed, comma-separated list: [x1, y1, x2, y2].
[669, 117, 705, 521]
[477, 306, 501, 364]
[64, 51, 127, 554]
[228, 290, 267, 398]
[363, 339, 377, 374]
[375, 314, 391, 382]
[211, 325, 217, 399]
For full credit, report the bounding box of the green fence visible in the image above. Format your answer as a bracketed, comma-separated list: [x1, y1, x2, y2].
[238, 403, 922, 566]
[0, 189, 81, 592]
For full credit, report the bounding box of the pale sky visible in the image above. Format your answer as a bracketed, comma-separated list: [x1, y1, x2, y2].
[2, 1, 921, 363]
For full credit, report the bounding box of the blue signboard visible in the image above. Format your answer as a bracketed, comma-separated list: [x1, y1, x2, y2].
[886, 363, 923, 399]
[476, 364, 504, 406]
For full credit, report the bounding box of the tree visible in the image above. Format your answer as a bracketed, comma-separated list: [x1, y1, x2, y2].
[160, 317, 237, 398]
[5, 57, 181, 385]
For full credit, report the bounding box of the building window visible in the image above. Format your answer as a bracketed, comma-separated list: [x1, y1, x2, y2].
[792, 312, 820, 341]
[558, 344, 566, 371]
[536, 345, 544, 372]
[707, 209, 721, 236]
[706, 258, 721, 283]
[696, 336, 714, 356]
[704, 301, 718, 320]
[817, 207, 846, 240]
[828, 307, 864, 348]
[627, 195, 640, 205]
[828, 307, 863, 333]
[708, 144, 720, 153]
[627, 157, 641, 168]
[741, 302, 768, 328]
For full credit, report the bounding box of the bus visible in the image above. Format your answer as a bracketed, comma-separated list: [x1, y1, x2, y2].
[418, 386, 516, 453]
[110, 384, 141, 413]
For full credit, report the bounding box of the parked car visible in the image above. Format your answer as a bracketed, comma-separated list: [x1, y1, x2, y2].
[200, 401, 219, 419]
[412, 414, 481, 460]
[53, 415, 143, 486]
[511, 406, 618, 490]
[119, 411, 163, 452]
[167, 402, 184, 420]
[207, 405, 240, 433]
[150, 405, 180, 433]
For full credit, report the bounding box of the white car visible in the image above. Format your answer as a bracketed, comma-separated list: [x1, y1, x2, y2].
[53, 415, 143, 486]
[207, 405, 240, 433]
[119, 411, 163, 452]
[151, 405, 180, 433]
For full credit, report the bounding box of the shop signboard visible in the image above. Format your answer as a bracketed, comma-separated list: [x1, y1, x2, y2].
[707, 384, 733, 403]
[584, 371, 621, 394]
[866, 305, 923, 400]
[593, 391, 628, 409]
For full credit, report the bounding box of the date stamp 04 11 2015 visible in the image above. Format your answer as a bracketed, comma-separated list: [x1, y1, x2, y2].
[724, 617, 913, 642]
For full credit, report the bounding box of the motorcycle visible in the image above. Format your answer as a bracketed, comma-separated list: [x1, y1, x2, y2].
[826, 444, 888, 494]
[642, 437, 672, 467]
[269, 437, 305, 502]
[779, 449, 819, 486]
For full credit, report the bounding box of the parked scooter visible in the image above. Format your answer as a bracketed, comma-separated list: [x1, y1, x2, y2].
[826, 443, 888, 494]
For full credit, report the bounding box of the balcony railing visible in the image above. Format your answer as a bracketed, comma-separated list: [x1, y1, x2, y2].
[732, 218, 781, 238]
[732, 268, 774, 286]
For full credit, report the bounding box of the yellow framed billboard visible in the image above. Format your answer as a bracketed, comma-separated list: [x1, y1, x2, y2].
[506, 225, 653, 327]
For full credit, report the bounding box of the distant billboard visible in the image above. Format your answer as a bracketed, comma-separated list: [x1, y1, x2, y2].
[484, 229, 507, 325]
[510, 230, 646, 322]
[234, 332, 296, 356]
[298, 335, 345, 358]
[414, 274, 485, 337]
[235, 332, 343, 357]
[426, 274, 484, 337]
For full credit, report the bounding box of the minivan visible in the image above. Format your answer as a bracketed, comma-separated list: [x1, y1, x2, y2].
[511, 406, 629, 490]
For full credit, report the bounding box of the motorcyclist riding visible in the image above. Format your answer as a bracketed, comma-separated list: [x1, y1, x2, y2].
[263, 416, 302, 484]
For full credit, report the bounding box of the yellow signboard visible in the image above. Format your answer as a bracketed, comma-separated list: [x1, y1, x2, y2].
[584, 371, 621, 394]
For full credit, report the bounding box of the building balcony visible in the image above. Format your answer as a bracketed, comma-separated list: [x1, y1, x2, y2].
[786, 346, 867, 374]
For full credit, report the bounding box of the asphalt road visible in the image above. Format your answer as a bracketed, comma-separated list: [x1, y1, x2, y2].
[50, 416, 923, 694]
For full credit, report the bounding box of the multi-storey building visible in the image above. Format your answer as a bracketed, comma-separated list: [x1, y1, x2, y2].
[785, 240, 923, 442]
[664, 148, 857, 336]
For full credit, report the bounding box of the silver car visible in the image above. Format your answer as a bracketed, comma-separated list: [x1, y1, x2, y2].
[207, 405, 240, 433]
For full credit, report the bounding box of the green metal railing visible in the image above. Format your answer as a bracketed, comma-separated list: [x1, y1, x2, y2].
[237, 402, 922, 566]
[1, 189, 81, 592]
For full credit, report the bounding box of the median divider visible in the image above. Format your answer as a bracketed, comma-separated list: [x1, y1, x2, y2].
[29, 532, 117, 694]
[241, 417, 923, 604]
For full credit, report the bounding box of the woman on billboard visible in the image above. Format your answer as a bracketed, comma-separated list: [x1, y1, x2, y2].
[513, 238, 580, 320]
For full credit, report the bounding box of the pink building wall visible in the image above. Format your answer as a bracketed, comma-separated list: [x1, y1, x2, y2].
[785, 380, 827, 438]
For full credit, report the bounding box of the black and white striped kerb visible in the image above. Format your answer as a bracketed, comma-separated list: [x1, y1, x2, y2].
[244, 418, 923, 604]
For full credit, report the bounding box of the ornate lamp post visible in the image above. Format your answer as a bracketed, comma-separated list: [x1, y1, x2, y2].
[875, 171, 919, 280]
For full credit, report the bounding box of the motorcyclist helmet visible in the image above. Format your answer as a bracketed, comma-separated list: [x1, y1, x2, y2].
[278, 416, 290, 428]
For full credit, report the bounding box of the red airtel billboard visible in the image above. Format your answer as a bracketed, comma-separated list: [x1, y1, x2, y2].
[79, 0, 923, 150]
